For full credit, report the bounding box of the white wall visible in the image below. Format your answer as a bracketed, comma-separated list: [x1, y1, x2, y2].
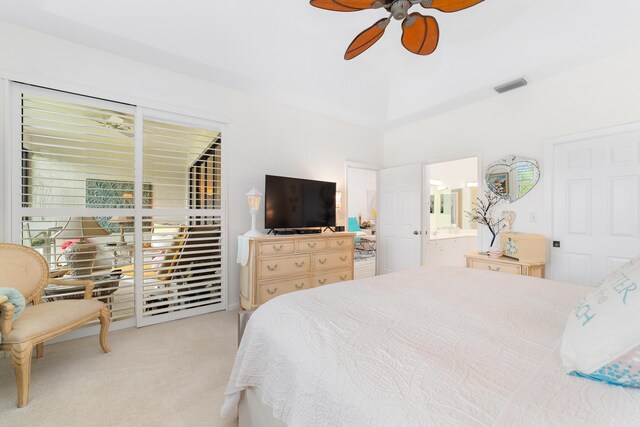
[384, 47, 640, 257]
[0, 21, 384, 309]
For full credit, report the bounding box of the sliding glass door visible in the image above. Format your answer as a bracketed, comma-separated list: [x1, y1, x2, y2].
[11, 84, 226, 328]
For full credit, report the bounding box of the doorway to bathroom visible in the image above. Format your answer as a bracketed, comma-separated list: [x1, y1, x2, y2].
[423, 157, 479, 267]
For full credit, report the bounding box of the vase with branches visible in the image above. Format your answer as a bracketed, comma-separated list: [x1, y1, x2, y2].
[465, 190, 506, 250]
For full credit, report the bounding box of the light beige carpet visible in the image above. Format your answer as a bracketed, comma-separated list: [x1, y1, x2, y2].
[0, 310, 239, 427]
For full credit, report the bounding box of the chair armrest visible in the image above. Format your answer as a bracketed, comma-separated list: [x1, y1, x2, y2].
[0, 301, 15, 338]
[47, 278, 96, 300]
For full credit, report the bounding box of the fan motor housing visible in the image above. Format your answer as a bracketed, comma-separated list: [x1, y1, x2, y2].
[391, 0, 411, 20]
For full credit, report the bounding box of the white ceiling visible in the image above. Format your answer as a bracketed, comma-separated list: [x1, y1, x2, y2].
[2, 0, 640, 130]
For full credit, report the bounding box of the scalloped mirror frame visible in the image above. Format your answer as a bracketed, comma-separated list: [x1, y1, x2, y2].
[484, 155, 540, 203]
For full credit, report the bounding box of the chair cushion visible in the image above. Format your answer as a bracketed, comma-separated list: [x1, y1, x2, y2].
[1, 299, 105, 344]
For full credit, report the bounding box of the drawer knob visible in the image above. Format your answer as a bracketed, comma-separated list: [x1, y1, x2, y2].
[318, 278, 327, 285]
[308, 242, 317, 248]
[266, 287, 278, 295]
[295, 283, 304, 289]
[340, 274, 346, 280]
[266, 264, 278, 271]
[488, 266, 501, 272]
[340, 256, 347, 262]
[337, 241, 344, 246]
[273, 244, 283, 251]
[319, 258, 327, 264]
[295, 261, 305, 268]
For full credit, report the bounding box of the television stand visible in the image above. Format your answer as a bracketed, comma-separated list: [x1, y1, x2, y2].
[268, 229, 296, 235]
[268, 228, 330, 235]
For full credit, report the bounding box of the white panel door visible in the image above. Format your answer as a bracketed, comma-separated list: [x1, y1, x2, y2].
[378, 164, 422, 274]
[553, 127, 640, 286]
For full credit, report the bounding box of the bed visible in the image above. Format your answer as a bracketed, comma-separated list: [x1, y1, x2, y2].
[221, 266, 640, 426]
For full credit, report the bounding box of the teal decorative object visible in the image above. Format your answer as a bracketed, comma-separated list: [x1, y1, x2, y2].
[0, 288, 26, 343]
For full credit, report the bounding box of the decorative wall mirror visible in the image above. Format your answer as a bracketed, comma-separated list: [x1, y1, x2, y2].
[484, 155, 540, 203]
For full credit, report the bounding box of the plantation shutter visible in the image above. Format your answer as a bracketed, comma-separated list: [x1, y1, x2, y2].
[18, 89, 137, 322]
[137, 115, 224, 325]
[13, 84, 226, 330]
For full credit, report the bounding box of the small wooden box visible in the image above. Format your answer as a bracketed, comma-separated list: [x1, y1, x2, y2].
[500, 232, 546, 263]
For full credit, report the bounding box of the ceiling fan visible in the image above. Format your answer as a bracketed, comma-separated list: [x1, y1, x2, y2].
[310, 0, 484, 60]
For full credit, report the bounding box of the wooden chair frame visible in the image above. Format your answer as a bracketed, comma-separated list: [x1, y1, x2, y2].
[0, 243, 111, 407]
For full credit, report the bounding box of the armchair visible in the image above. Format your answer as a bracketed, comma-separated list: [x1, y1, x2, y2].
[0, 243, 111, 407]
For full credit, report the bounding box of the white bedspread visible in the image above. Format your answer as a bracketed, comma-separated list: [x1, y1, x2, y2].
[221, 266, 640, 426]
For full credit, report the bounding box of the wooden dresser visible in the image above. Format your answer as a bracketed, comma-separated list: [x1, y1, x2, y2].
[465, 252, 545, 278]
[240, 233, 355, 310]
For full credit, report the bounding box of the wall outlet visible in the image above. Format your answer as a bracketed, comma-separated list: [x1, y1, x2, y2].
[530, 212, 539, 223]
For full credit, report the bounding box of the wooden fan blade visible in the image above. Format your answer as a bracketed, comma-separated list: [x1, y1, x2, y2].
[310, 0, 381, 12]
[401, 13, 439, 56]
[420, 0, 483, 13]
[345, 18, 389, 60]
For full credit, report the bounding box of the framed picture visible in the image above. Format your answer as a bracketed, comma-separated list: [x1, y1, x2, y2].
[86, 179, 152, 233]
[489, 172, 509, 196]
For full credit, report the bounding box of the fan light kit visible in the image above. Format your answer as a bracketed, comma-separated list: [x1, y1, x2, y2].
[310, 0, 484, 60]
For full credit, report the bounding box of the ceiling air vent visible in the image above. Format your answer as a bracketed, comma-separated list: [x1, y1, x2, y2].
[494, 78, 528, 94]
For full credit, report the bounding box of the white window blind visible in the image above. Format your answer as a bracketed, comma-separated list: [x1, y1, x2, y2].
[14, 85, 226, 330]
[138, 117, 224, 324]
[19, 91, 137, 322]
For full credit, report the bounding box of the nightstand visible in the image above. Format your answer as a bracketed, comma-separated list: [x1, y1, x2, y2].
[465, 252, 545, 278]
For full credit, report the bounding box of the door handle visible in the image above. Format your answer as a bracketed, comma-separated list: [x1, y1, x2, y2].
[413, 230, 420, 235]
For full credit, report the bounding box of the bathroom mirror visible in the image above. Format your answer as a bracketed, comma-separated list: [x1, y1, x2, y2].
[484, 155, 540, 203]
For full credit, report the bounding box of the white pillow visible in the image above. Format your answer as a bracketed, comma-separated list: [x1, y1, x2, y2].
[561, 255, 640, 387]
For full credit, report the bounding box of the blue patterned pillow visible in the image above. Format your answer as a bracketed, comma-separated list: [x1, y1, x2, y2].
[561, 255, 640, 388]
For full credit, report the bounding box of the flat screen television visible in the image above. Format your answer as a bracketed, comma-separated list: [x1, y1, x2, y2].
[265, 175, 336, 230]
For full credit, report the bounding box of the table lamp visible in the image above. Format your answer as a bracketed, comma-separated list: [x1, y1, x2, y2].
[244, 187, 263, 237]
[110, 216, 134, 243]
[54, 217, 110, 276]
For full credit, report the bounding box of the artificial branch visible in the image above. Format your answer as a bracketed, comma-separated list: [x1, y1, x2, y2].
[465, 190, 506, 248]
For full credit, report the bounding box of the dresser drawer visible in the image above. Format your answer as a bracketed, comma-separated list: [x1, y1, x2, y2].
[258, 240, 294, 256]
[313, 251, 352, 271]
[313, 269, 352, 287]
[328, 237, 354, 250]
[257, 277, 312, 305]
[469, 259, 521, 275]
[258, 254, 310, 279]
[296, 239, 327, 252]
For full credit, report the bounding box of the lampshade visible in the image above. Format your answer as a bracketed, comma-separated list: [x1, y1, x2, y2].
[246, 187, 263, 212]
[54, 217, 110, 240]
[335, 191, 342, 209]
